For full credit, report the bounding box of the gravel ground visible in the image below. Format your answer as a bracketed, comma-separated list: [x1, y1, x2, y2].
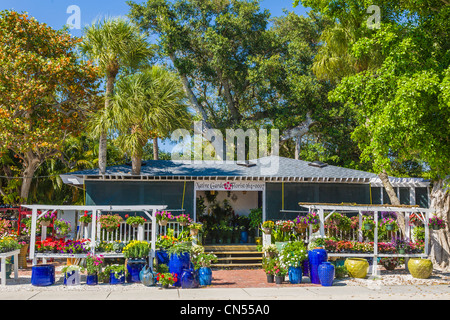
[0, 262, 449, 292]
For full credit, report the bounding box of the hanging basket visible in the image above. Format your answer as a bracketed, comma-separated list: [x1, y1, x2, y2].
[190, 228, 199, 236]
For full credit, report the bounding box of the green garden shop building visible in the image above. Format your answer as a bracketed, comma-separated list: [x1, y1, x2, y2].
[61, 156, 430, 222]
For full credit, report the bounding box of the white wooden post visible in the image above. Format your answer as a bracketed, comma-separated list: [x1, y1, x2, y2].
[424, 210, 429, 255]
[372, 210, 379, 276]
[137, 225, 144, 241]
[91, 209, 97, 255]
[318, 209, 325, 237]
[29, 207, 38, 264]
[41, 225, 47, 264]
[358, 211, 363, 242]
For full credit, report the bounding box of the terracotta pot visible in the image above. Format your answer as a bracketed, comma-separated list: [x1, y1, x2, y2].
[408, 258, 433, 279]
[40, 221, 51, 227]
[344, 258, 369, 279]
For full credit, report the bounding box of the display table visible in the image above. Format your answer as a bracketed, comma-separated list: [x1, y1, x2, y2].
[0, 249, 20, 286]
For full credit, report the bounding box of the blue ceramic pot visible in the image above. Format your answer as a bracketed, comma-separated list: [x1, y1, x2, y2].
[288, 266, 302, 284]
[31, 264, 55, 287]
[156, 250, 169, 265]
[169, 252, 190, 287]
[240, 231, 248, 243]
[198, 267, 212, 286]
[181, 268, 199, 289]
[86, 273, 98, 285]
[302, 259, 310, 277]
[126, 259, 146, 283]
[308, 249, 328, 284]
[318, 262, 335, 286]
[110, 271, 125, 285]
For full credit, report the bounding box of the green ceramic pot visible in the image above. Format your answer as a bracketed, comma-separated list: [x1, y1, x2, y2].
[344, 258, 369, 279]
[408, 258, 433, 279]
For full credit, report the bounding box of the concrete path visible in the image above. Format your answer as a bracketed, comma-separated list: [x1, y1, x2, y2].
[0, 284, 448, 300]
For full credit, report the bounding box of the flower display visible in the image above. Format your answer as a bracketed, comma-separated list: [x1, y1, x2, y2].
[175, 213, 192, 225]
[79, 212, 92, 224]
[305, 212, 319, 226]
[53, 219, 72, 238]
[429, 215, 445, 230]
[99, 214, 123, 231]
[122, 240, 150, 259]
[0, 235, 21, 253]
[157, 272, 178, 287]
[125, 215, 146, 226]
[86, 253, 104, 275]
[155, 211, 174, 222]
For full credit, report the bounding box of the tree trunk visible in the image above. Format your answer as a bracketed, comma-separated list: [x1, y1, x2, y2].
[429, 178, 450, 271]
[20, 151, 41, 204]
[131, 154, 142, 176]
[99, 71, 117, 175]
[153, 137, 159, 160]
[378, 169, 407, 236]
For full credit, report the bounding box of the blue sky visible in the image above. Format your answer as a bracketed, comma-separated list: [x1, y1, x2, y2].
[1, 0, 310, 37]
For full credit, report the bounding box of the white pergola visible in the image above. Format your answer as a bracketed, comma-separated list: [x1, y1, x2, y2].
[298, 202, 433, 276]
[22, 205, 167, 265]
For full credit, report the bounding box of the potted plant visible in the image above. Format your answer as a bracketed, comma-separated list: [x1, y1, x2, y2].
[261, 220, 274, 235]
[99, 214, 123, 232]
[156, 272, 178, 288]
[305, 212, 320, 231]
[105, 264, 126, 285]
[261, 244, 278, 258]
[281, 241, 308, 284]
[125, 215, 146, 228]
[167, 241, 192, 287]
[262, 257, 276, 283]
[188, 222, 203, 236]
[79, 211, 92, 227]
[362, 218, 375, 230]
[273, 220, 294, 251]
[175, 213, 192, 226]
[191, 252, 218, 286]
[392, 237, 408, 254]
[53, 219, 71, 239]
[85, 253, 104, 285]
[123, 240, 149, 283]
[248, 208, 262, 236]
[294, 216, 308, 233]
[272, 257, 288, 284]
[381, 217, 397, 231]
[61, 265, 84, 286]
[429, 215, 445, 230]
[380, 257, 400, 271]
[156, 211, 174, 226]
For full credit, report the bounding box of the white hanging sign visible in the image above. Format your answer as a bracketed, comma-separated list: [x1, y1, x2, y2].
[194, 181, 265, 191]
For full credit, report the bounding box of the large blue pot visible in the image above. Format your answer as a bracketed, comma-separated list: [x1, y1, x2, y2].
[308, 249, 328, 284]
[198, 267, 212, 286]
[288, 266, 302, 284]
[31, 264, 55, 287]
[181, 268, 199, 289]
[302, 259, 310, 277]
[156, 250, 169, 265]
[110, 271, 125, 285]
[318, 262, 335, 286]
[168, 252, 190, 287]
[240, 231, 248, 243]
[126, 259, 146, 283]
[86, 273, 98, 286]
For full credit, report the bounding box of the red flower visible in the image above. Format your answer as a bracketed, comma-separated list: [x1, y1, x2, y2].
[125, 214, 129, 218]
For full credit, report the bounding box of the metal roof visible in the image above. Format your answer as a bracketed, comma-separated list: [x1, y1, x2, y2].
[60, 156, 429, 187]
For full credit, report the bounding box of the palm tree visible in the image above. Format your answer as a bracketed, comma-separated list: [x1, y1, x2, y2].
[80, 17, 152, 174]
[111, 65, 191, 175]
